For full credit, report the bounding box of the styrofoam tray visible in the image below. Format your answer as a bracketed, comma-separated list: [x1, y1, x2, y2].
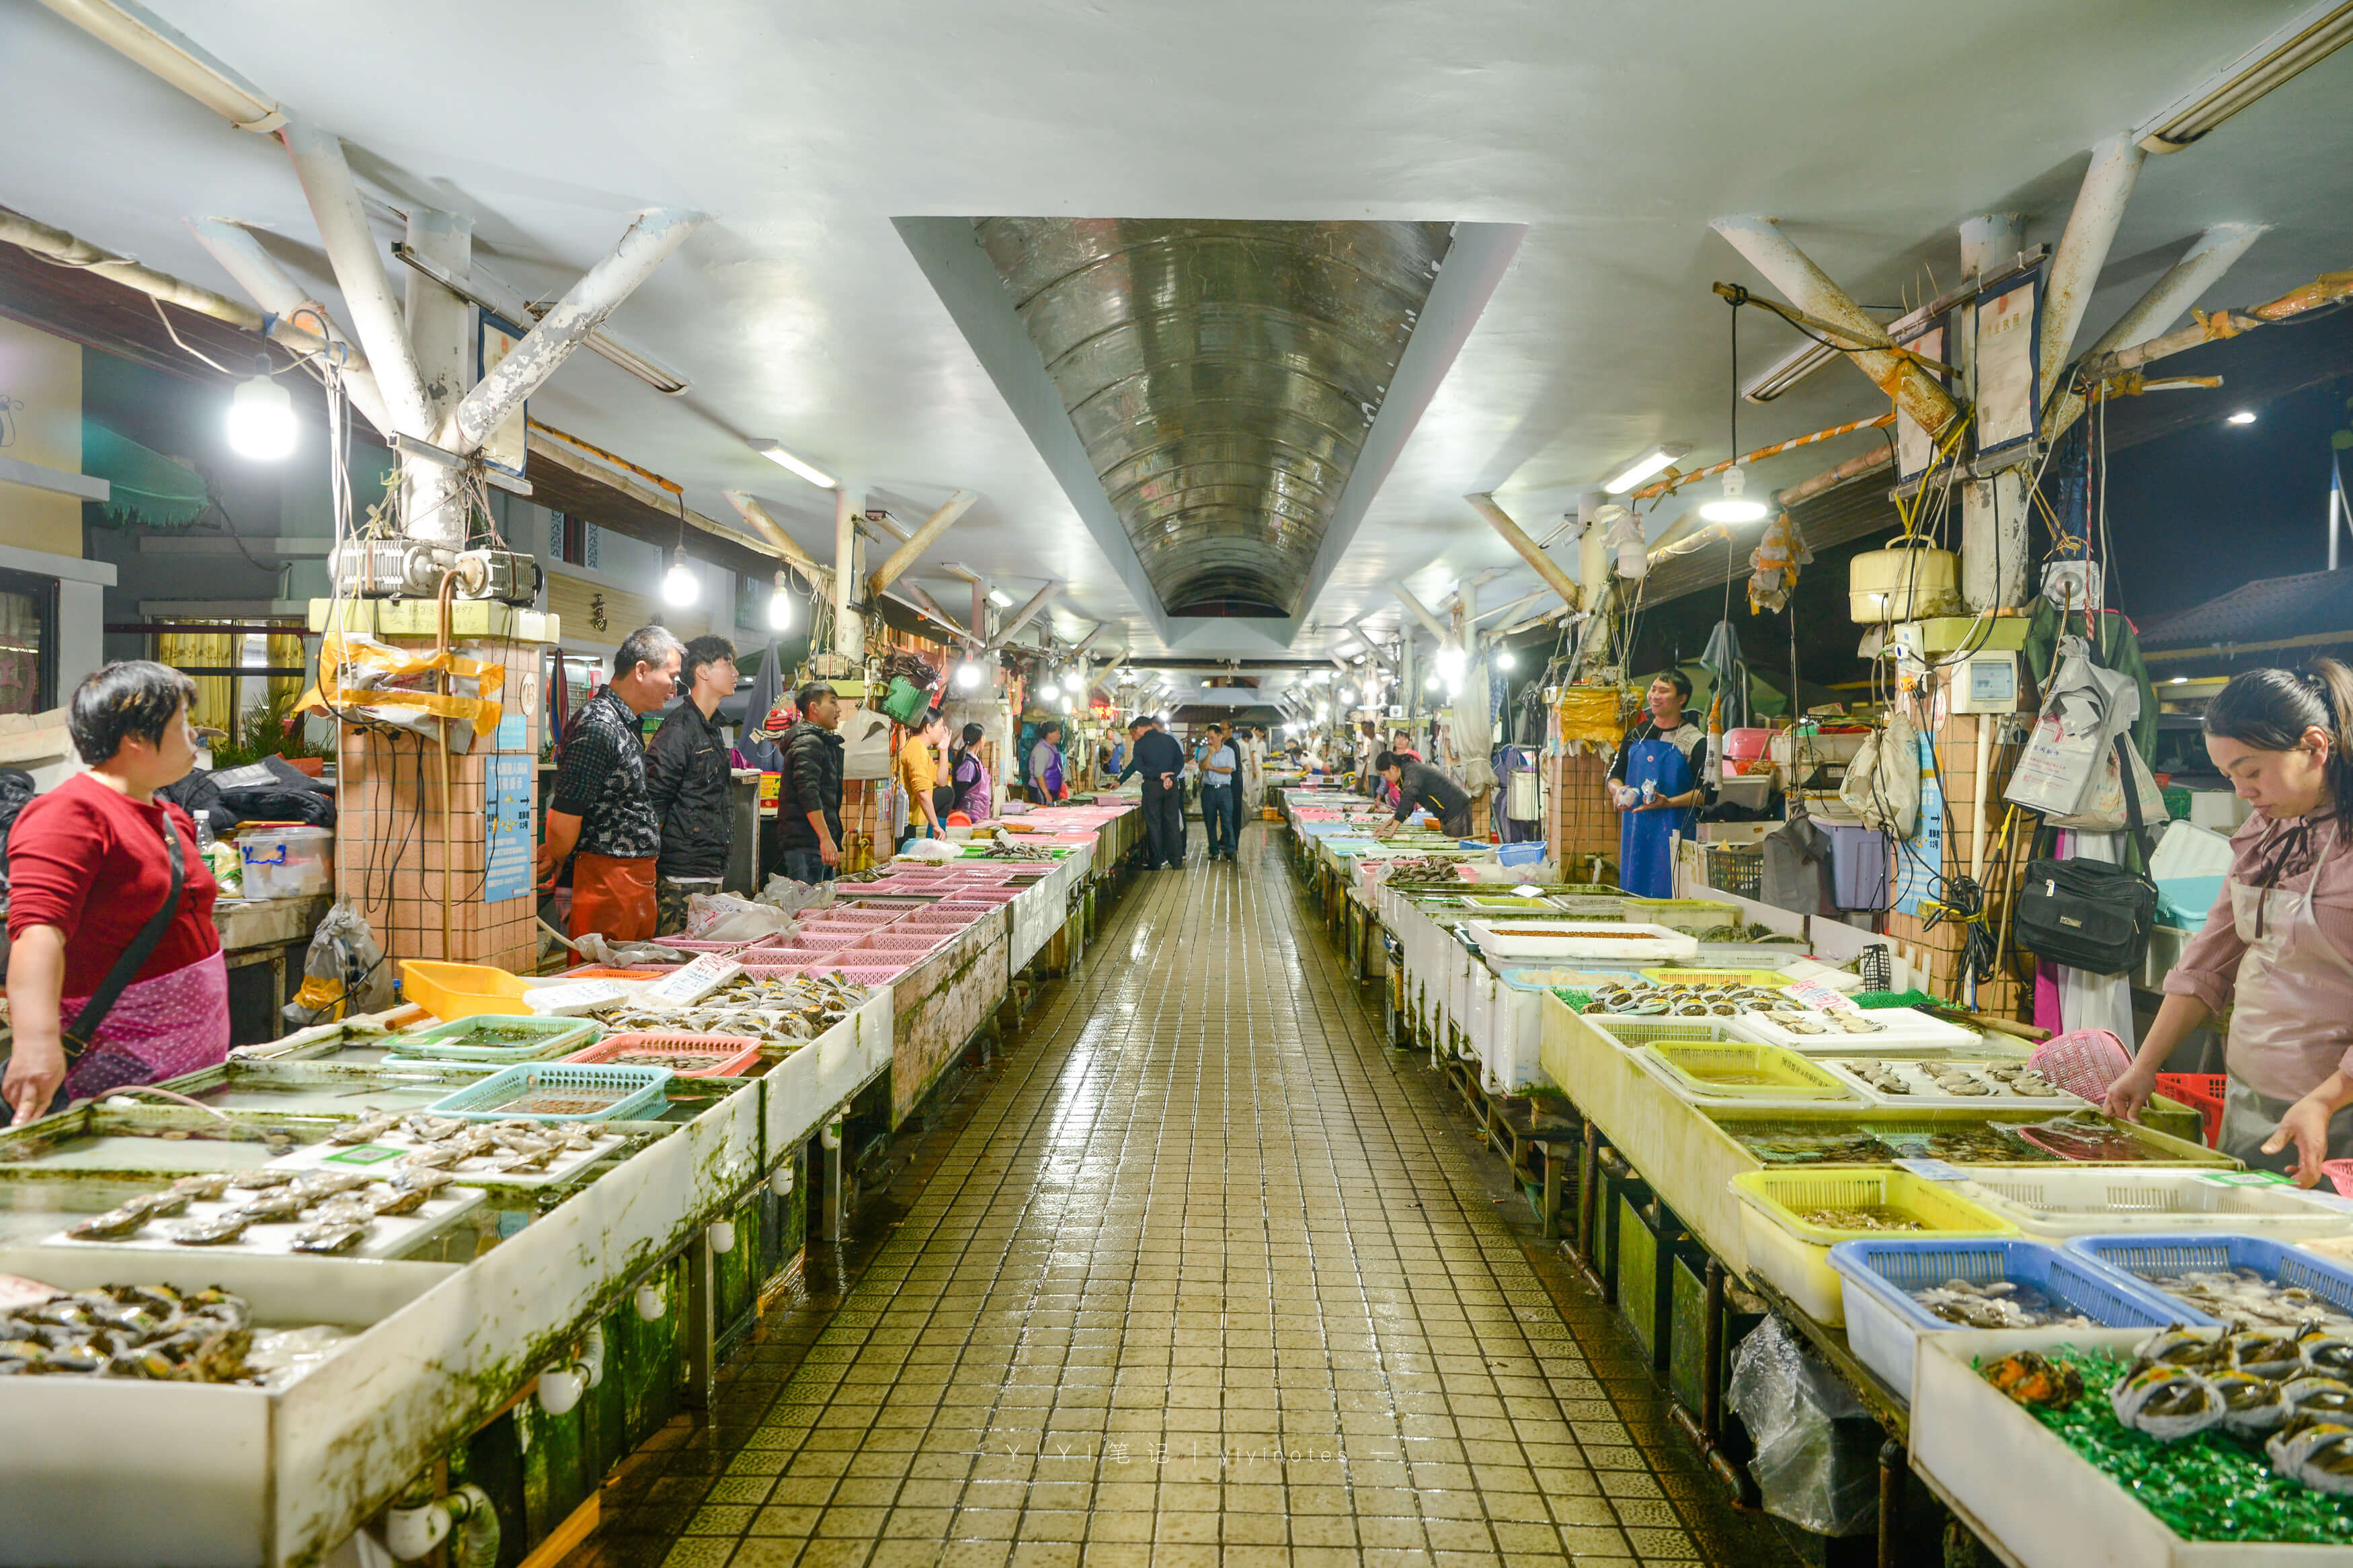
[1819, 1057, 2088, 1110]
[45, 1183, 483, 1261]
[264, 1126, 624, 1188]
[1463, 919, 1700, 962]
[1956, 1168, 2353, 1241]
[1734, 1004, 1981, 1053]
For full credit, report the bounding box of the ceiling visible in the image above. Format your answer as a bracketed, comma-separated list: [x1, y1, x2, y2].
[5, 0, 2351, 694]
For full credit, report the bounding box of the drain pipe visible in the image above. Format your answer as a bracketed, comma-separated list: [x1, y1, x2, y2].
[385, 1475, 499, 1567]
[536, 1323, 608, 1417]
[2042, 220, 2265, 440]
[2038, 134, 2146, 415]
[1710, 215, 1959, 438]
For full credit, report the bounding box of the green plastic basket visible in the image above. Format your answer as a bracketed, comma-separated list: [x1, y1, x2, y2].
[389, 1014, 604, 1065]
[426, 1061, 671, 1122]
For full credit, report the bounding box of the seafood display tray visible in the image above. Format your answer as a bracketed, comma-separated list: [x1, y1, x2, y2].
[1818, 1057, 2087, 1109]
[43, 1184, 484, 1262]
[387, 1014, 604, 1065]
[1637, 1044, 1862, 1104]
[264, 1128, 623, 1188]
[1910, 1327, 2353, 1567]
[1728, 1167, 2018, 1325]
[1827, 1237, 2184, 1401]
[2064, 1233, 2353, 1328]
[427, 1062, 672, 1123]
[1464, 919, 1699, 962]
[1734, 1005, 1980, 1052]
[1957, 1169, 2353, 1241]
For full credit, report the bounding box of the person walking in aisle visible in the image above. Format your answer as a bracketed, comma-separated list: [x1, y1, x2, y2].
[1118, 713, 1187, 868]
[540, 625, 682, 942]
[1374, 749, 1474, 838]
[646, 634, 739, 936]
[776, 682, 846, 883]
[1240, 725, 1267, 817]
[947, 722, 995, 824]
[1027, 720, 1068, 805]
[1199, 721, 1242, 861]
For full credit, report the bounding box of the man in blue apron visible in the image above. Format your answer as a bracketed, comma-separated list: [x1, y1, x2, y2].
[1609, 671, 1707, 898]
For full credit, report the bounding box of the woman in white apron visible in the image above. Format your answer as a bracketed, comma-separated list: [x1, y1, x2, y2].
[2106, 661, 2353, 1184]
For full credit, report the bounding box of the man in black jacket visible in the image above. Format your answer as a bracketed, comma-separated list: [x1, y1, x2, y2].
[1117, 713, 1188, 869]
[647, 634, 739, 934]
[775, 683, 846, 883]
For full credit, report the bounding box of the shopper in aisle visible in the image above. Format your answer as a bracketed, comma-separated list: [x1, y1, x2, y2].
[1607, 669, 1706, 899]
[541, 625, 682, 942]
[1118, 713, 1187, 868]
[1200, 722, 1241, 861]
[1027, 720, 1067, 805]
[895, 709, 951, 846]
[946, 723, 995, 825]
[645, 634, 739, 936]
[3, 662, 226, 1124]
[1374, 749, 1474, 838]
[1240, 725, 1267, 817]
[776, 682, 847, 883]
[2105, 662, 2353, 1182]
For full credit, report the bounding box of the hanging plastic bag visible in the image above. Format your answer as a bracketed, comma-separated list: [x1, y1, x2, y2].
[2005, 634, 2139, 818]
[685, 892, 801, 942]
[282, 901, 393, 1027]
[1838, 710, 1919, 837]
[1726, 1316, 1883, 1538]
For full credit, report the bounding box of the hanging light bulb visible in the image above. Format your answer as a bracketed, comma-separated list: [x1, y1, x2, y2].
[1698, 464, 1768, 524]
[1315, 704, 1330, 720]
[226, 358, 296, 460]
[1496, 650, 1517, 671]
[1339, 686, 1356, 705]
[1040, 680, 1061, 701]
[766, 579, 793, 630]
[662, 552, 701, 606]
[1435, 645, 1467, 690]
[953, 661, 982, 690]
[1425, 673, 1441, 692]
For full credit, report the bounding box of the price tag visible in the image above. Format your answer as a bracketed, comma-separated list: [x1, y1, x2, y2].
[1892, 1158, 1970, 1182]
[524, 980, 625, 1016]
[1511, 884, 1546, 898]
[1783, 979, 1861, 1014]
[648, 954, 746, 1007]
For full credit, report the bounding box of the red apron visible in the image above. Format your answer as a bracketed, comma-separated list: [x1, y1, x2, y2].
[569, 854, 658, 943]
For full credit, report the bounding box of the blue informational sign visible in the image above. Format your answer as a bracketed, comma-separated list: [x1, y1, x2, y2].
[1892, 735, 1942, 917]
[484, 753, 534, 903]
[495, 712, 527, 753]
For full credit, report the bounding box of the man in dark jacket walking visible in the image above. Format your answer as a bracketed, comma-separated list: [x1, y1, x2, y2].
[647, 634, 739, 934]
[776, 682, 846, 883]
[1117, 713, 1189, 869]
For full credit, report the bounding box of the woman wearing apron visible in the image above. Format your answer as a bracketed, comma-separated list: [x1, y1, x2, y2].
[1608, 671, 1706, 899]
[2105, 662, 2353, 1184]
[3, 663, 227, 1124]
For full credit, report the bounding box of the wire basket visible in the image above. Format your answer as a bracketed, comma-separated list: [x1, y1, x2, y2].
[1701, 843, 1763, 901]
[426, 1061, 672, 1122]
[2028, 1029, 2133, 1102]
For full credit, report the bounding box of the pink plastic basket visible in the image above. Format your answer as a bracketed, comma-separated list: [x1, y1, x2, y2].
[847, 930, 947, 954]
[2028, 1029, 2133, 1103]
[811, 963, 907, 985]
[2324, 1161, 2353, 1199]
[805, 909, 902, 927]
[565, 1031, 762, 1078]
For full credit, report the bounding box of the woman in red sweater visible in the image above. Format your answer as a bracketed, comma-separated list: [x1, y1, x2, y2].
[4, 662, 225, 1123]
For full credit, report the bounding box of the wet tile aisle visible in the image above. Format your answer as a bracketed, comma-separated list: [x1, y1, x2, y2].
[575, 823, 1792, 1568]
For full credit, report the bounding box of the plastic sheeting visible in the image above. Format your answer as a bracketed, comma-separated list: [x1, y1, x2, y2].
[1726, 1315, 1883, 1538]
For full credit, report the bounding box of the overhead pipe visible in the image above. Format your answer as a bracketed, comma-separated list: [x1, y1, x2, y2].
[991, 582, 1061, 647]
[33, 0, 284, 130]
[278, 122, 433, 440]
[2037, 135, 2146, 413]
[2073, 264, 2353, 384]
[452, 207, 706, 452]
[184, 217, 389, 434]
[866, 489, 977, 599]
[391, 239, 690, 396]
[1474, 588, 1548, 633]
[720, 489, 826, 575]
[0, 208, 342, 362]
[1710, 214, 1960, 438]
[1633, 413, 1895, 500]
[2042, 221, 2266, 440]
[1464, 493, 1583, 610]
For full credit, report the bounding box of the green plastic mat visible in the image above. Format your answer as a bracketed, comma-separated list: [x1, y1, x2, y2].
[1853, 988, 1943, 1011]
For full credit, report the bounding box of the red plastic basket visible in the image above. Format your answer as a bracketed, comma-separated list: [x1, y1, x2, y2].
[2323, 1160, 2353, 1199]
[565, 1031, 762, 1078]
[2155, 1073, 2228, 1147]
[2028, 1029, 2132, 1103]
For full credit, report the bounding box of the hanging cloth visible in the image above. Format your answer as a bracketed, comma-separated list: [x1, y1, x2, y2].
[1618, 736, 1697, 898]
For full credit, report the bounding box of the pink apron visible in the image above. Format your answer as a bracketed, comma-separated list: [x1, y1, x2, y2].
[56, 950, 232, 1102]
[2218, 825, 2353, 1164]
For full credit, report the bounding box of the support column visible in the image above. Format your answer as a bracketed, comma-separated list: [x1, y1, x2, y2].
[403, 209, 475, 551]
[832, 489, 864, 663]
[1958, 214, 2030, 610]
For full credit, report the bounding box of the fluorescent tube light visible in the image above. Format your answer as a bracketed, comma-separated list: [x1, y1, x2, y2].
[754, 442, 836, 489]
[1603, 444, 1691, 494]
[2138, 2, 2353, 153]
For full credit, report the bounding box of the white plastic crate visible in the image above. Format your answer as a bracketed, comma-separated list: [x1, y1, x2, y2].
[1956, 1168, 2353, 1242]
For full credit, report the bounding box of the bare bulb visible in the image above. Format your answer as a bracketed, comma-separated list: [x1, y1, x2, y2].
[663, 559, 700, 606]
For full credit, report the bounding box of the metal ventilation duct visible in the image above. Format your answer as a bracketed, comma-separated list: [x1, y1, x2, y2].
[974, 219, 1451, 618]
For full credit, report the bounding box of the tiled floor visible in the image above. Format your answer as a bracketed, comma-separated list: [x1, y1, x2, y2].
[571, 823, 1792, 1568]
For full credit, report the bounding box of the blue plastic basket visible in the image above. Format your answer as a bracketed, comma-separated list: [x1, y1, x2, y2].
[425, 1061, 672, 1123]
[1828, 1236, 2188, 1400]
[2061, 1232, 2353, 1327]
[1495, 841, 1547, 868]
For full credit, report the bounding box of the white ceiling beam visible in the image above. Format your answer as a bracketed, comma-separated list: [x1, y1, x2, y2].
[185, 216, 391, 437]
[1391, 581, 1451, 646]
[867, 489, 978, 598]
[991, 582, 1060, 647]
[452, 207, 705, 450]
[1464, 493, 1583, 610]
[2037, 134, 2146, 414]
[720, 490, 827, 576]
[900, 581, 980, 649]
[278, 122, 433, 440]
[2044, 220, 2265, 440]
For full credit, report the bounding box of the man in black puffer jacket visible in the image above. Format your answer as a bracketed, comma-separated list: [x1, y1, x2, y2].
[774, 683, 845, 884]
[647, 634, 740, 933]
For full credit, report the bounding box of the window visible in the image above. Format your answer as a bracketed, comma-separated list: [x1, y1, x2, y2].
[0, 569, 58, 716]
[548, 512, 599, 568]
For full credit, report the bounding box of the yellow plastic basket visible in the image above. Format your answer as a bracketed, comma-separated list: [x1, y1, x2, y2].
[1731, 1167, 2019, 1323]
[1648, 1043, 1853, 1101]
[1638, 967, 1792, 988]
[400, 960, 529, 1021]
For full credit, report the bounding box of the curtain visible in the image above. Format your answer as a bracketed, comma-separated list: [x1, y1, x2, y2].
[157, 630, 233, 735]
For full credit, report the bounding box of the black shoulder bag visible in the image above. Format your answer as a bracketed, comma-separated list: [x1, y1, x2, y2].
[61, 813, 187, 1059]
[2013, 736, 2161, 977]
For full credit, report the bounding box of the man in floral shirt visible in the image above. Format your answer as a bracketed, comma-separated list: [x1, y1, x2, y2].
[539, 626, 682, 941]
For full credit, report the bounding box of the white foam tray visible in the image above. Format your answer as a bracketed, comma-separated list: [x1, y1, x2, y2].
[43, 1184, 484, 1261]
[1464, 919, 1699, 962]
[1735, 1004, 1981, 1053]
[1819, 1057, 2089, 1110]
[265, 1127, 622, 1188]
